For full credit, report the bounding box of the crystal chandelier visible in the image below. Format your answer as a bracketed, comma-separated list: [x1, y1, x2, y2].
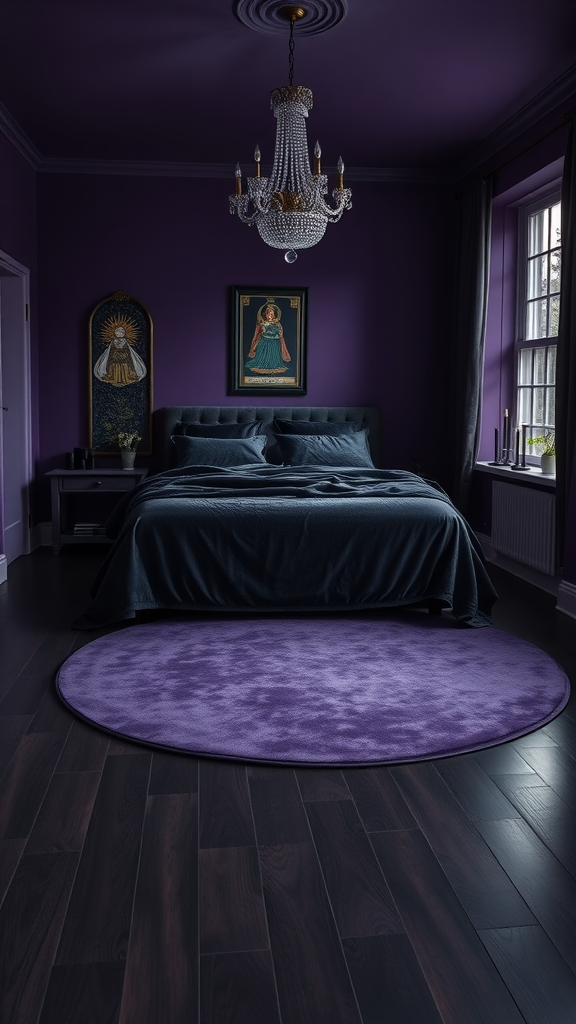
[229, 4, 352, 263]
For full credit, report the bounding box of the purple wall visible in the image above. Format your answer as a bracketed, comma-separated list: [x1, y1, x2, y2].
[35, 172, 455, 515]
[0, 135, 37, 267]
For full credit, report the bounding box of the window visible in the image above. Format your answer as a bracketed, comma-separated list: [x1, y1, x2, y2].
[517, 193, 561, 455]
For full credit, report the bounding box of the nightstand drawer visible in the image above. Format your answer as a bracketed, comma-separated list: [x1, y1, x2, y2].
[60, 475, 139, 491]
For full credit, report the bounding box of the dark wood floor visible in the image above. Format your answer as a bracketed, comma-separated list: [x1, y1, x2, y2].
[1, 549, 575, 1024]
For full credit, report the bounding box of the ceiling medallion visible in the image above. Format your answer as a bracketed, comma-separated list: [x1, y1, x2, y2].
[233, 0, 347, 36]
[229, 3, 352, 261]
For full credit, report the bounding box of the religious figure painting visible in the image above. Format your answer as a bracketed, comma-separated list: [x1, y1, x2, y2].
[89, 291, 153, 454]
[230, 286, 308, 395]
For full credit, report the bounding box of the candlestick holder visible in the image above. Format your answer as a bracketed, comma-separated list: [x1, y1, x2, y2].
[510, 454, 532, 471]
[510, 424, 531, 470]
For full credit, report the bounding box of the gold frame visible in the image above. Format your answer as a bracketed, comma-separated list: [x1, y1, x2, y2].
[88, 290, 153, 455]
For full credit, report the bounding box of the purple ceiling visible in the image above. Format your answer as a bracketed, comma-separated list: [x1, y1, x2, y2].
[1, 0, 575, 171]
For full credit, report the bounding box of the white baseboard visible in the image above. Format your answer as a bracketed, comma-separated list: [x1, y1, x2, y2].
[557, 580, 576, 620]
[476, 532, 561, 597]
[0, 553, 6, 585]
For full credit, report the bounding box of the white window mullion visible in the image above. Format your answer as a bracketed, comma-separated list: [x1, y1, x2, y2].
[516, 191, 560, 457]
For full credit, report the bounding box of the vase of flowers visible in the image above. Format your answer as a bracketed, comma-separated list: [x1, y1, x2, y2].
[116, 431, 141, 470]
[526, 430, 555, 475]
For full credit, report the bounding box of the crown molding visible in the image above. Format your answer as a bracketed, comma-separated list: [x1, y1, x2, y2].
[2, 63, 576, 185]
[345, 166, 451, 184]
[39, 158, 242, 179]
[0, 102, 42, 169]
[453, 61, 576, 182]
[33, 157, 451, 184]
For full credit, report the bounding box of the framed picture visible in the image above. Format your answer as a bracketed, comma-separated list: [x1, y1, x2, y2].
[88, 291, 153, 455]
[230, 286, 308, 395]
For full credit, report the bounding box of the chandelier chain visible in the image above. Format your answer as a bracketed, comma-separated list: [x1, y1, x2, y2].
[288, 16, 295, 87]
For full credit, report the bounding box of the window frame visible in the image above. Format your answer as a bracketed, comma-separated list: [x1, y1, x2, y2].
[515, 186, 561, 463]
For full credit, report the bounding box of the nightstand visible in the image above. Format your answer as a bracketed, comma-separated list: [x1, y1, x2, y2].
[46, 468, 149, 553]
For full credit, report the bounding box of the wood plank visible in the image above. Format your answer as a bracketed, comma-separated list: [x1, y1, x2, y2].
[0, 852, 79, 1024]
[55, 751, 151, 964]
[26, 685, 74, 736]
[391, 763, 535, 928]
[0, 837, 26, 903]
[200, 950, 281, 1024]
[304, 799, 404, 938]
[0, 714, 33, 777]
[199, 760, 255, 849]
[25, 771, 102, 854]
[19, 628, 78, 679]
[495, 783, 576, 878]
[343, 766, 418, 832]
[476, 817, 576, 973]
[120, 794, 198, 1024]
[295, 767, 352, 802]
[106, 735, 143, 755]
[433, 755, 522, 821]
[342, 934, 444, 1024]
[0, 671, 52, 716]
[148, 751, 198, 794]
[0, 627, 49, 698]
[247, 766, 310, 845]
[479, 925, 576, 1024]
[512, 745, 576, 812]
[541, 713, 576, 757]
[258, 842, 362, 1024]
[370, 829, 526, 1024]
[39, 962, 126, 1024]
[473, 745, 538, 775]
[199, 846, 269, 955]
[55, 719, 110, 773]
[489, 773, 549, 801]
[0, 732, 67, 840]
[510, 729, 558, 749]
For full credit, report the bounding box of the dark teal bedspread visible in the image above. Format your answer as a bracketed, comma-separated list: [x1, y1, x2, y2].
[74, 466, 497, 628]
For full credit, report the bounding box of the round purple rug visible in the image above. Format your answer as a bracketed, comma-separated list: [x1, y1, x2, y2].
[56, 616, 570, 765]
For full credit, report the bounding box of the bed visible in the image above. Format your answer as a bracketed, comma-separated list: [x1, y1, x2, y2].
[73, 405, 497, 628]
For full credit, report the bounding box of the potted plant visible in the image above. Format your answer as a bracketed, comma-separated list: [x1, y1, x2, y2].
[115, 431, 141, 470]
[526, 430, 555, 475]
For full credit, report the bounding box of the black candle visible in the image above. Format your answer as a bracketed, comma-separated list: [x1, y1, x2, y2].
[503, 409, 509, 456]
[521, 424, 530, 470]
[514, 427, 520, 466]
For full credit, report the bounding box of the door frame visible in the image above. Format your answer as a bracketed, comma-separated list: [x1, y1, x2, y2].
[0, 248, 32, 583]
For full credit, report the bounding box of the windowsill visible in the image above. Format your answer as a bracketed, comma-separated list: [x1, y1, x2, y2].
[475, 461, 556, 487]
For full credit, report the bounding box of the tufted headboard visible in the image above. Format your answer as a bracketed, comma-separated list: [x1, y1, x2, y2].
[161, 406, 382, 469]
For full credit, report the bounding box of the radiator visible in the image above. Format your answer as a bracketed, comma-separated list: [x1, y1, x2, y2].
[491, 482, 556, 575]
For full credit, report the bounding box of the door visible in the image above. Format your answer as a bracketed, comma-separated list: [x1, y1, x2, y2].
[0, 251, 32, 581]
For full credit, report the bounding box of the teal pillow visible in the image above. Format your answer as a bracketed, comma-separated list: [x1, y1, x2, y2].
[273, 419, 363, 435]
[176, 420, 265, 438]
[274, 431, 374, 468]
[171, 434, 267, 468]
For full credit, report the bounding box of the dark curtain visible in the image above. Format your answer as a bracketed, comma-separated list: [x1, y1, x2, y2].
[556, 113, 576, 566]
[451, 177, 493, 512]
